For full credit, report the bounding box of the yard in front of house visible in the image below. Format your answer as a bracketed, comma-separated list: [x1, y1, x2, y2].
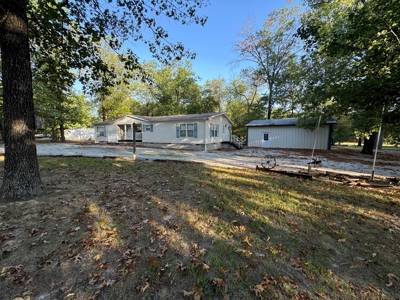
[0, 156, 399, 299]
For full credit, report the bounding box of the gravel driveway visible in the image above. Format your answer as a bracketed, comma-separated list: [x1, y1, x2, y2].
[0, 142, 398, 178]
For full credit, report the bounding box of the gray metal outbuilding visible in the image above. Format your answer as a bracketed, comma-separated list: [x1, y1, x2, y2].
[245, 118, 336, 150]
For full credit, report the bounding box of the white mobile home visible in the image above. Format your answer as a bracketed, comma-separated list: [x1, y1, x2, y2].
[93, 113, 234, 151]
[245, 118, 336, 150]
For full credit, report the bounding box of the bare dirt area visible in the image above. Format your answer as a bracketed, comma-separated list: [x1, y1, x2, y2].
[30, 143, 400, 177]
[1, 142, 399, 180]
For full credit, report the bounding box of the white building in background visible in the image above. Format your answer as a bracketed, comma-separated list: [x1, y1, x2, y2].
[64, 127, 95, 141]
[93, 113, 234, 151]
[245, 118, 336, 150]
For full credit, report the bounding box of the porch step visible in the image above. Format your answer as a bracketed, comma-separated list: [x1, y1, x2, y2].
[231, 142, 243, 149]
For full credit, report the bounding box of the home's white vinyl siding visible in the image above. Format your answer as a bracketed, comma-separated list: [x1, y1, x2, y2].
[247, 126, 330, 150]
[93, 113, 233, 150]
[209, 115, 231, 142]
[143, 115, 231, 144]
[106, 125, 118, 142]
[144, 121, 205, 144]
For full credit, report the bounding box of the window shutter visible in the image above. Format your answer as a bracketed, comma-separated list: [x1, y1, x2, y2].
[194, 123, 197, 138]
[176, 124, 180, 138]
[210, 125, 212, 138]
[216, 124, 219, 137]
[104, 126, 107, 136]
[150, 124, 153, 132]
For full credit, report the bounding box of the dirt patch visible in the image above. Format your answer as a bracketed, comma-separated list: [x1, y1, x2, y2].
[1, 143, 398, 177]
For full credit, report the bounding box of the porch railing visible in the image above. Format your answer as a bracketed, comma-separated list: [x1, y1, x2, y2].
[231, 135, 244, 149]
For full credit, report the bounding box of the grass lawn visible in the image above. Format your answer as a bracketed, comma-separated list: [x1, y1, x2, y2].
[337, 142, 400, 151]
[0, 157, 399, 300]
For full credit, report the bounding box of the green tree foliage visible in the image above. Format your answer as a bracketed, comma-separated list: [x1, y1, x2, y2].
[0, 0, 208, 200]
[203, 78, 228, 112]
[186, 79, 227, 114]
[97, 88, 133, 121]
[28, 0, 208, 92]
[225, 76, 265, 136]
[91, 43, 137, 121]
[225, 100, 247, 138]
[131, 60, 202, 116]
[33, 78, 93, 140]
[298, 0, 400, 153]
[272, 59, 304, 118]
[332, 115, 355, 144]
[233, 4, 303, 119]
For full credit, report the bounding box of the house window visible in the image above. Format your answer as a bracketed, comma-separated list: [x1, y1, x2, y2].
[187, 124, 194, 137]
[97, 126, 105, 137]
[176, 123, 197, 138]
[210, 124, 219, 137]
[180, 124, 187, 137]
[143, 124, 153, 132]
[263, 133, 269, 141]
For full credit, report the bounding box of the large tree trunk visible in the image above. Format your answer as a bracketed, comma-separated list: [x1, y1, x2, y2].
[0, 0, 46, 200]
[361, 133, 377, 155]
[60, 123, 66, 142]
[267, 95, 272, 120]
[0, 115, 4, 141]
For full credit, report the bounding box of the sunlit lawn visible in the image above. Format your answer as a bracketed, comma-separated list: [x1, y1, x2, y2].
[0, 157, 399, 300]
[336, 142, 399, 151]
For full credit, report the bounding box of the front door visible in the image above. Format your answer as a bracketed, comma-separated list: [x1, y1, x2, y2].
[262, 132, 270, 148]
[117, 125, 124, 140]
[125, 124, 132, 140]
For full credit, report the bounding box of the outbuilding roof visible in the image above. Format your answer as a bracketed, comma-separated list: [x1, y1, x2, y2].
[245, 118, 337, 127]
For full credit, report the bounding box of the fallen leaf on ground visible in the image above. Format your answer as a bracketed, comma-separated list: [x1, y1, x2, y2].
[182, 290, 192, 297]
[243, 236, 253, 247]
[74, 255, 82, 264]
[251, 284, 265, 298]
[236, 249, 252, 257]
[212, 278, 225, 288]
[202, 263, 210, 272]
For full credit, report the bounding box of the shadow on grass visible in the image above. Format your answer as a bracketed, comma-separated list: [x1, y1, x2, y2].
[0, 157, 398, 300]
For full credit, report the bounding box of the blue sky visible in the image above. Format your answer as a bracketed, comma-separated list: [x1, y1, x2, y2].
[128, 1, 297, 84]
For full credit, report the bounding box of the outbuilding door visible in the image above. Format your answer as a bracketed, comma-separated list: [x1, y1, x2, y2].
[262, 132, 270, 148]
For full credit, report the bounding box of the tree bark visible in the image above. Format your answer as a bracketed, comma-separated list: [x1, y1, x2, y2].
[60, 123, 66, 142]
[0, 0, 46, 200]
[267, 95, 272, 120]
[361, 133, 377, 155]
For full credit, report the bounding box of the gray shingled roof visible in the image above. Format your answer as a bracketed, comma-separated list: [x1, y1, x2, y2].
[94, 113, 233, 126]
[132, 113, 230, 122]
[245, 118, 336, 127]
